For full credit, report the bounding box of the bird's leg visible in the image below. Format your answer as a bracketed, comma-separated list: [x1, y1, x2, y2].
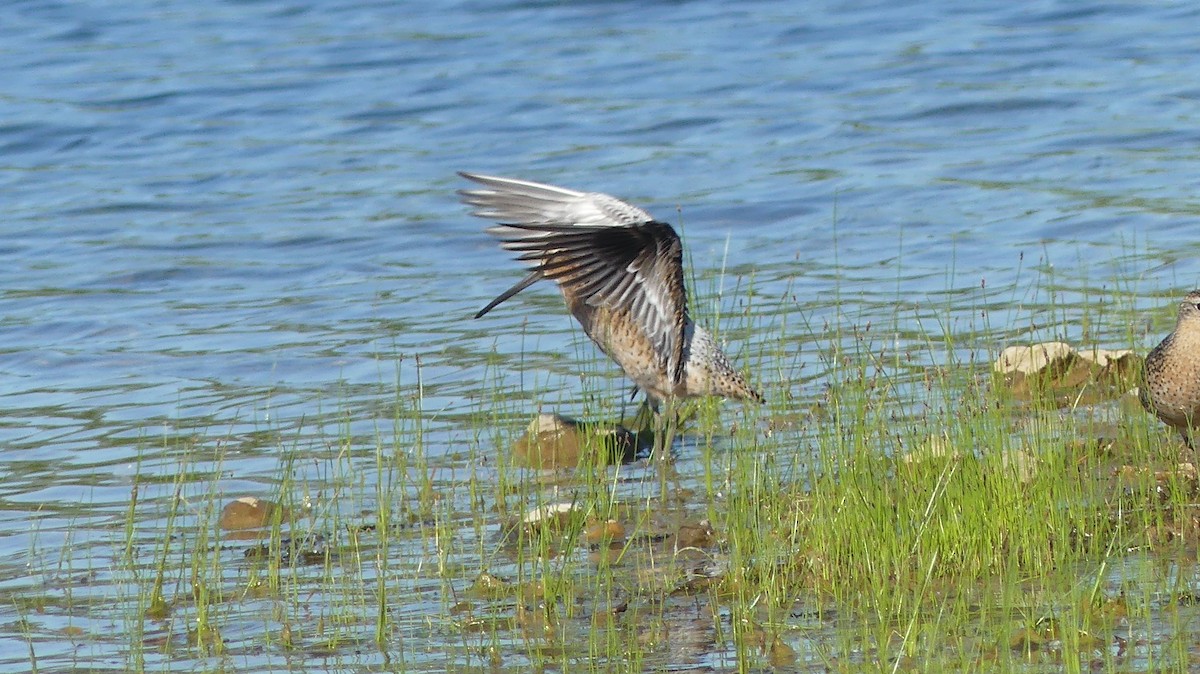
[653, 397, 685, 498]
[1180, 427, 1198, 466]
[655, 398, 678, 462]
[630, 396, 657, 441]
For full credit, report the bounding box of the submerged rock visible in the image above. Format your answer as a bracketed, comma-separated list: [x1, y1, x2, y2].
[243, 533, 329, 565]
[219, 496, 287, 536]
[1113, 461, 1198, 501]
[520, 502, 579, 532]
[994, 342, 1140, 405]
[466, 572, 513, 600]
[511, 413, 646, 468]
[584, 518, 626, 546]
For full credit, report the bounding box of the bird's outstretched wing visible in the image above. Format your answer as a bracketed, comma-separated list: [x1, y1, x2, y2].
[459, 172, 654, 227]
[459, 172, 689, 386]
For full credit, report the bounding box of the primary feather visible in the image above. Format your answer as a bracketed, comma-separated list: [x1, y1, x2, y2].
[459, 171, 762, 405]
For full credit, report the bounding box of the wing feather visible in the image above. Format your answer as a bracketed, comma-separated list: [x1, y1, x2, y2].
[459, 172, 688, 386]
[458, 172, 654, 227]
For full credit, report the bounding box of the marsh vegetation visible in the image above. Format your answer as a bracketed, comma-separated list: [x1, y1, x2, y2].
[13, 253, 1200, 674]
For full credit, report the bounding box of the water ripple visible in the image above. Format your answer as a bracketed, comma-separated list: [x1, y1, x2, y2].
[1, 0, 1199, 669]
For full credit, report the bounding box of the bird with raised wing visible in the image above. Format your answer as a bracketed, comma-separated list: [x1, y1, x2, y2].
[458, 172, 763, 424]
[1142, 290, 1200, 448]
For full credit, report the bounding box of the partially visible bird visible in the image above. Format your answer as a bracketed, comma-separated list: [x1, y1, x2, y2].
[1141, 289, 1200, 446]
[458, 172, 763, 412]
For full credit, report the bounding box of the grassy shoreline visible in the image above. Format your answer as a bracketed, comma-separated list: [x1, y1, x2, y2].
[13, 267, 1200, 673]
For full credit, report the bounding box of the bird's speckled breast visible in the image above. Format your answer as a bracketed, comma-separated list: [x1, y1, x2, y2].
[569, 300, 678, 401]
[1144, 331, 1200, 430]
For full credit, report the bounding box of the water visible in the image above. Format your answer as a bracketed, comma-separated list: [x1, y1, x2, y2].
[3, 0, 1200, 670]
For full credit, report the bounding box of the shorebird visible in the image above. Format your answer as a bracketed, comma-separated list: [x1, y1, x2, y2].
[1142, 290, 1200, 447]
[458, 172, 763, 430]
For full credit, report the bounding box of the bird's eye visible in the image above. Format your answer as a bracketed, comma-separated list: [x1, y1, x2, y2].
[1193, 302, 1200, 311]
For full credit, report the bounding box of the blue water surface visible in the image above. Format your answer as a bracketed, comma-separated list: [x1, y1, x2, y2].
[2, 0, 1200, 670]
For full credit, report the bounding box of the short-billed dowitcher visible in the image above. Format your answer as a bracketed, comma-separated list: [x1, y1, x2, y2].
[458, 172, 763, 415]
[1141, 290, 1200, 447]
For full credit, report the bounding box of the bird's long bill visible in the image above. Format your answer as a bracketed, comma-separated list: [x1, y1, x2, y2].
[474, 270, 543, 319]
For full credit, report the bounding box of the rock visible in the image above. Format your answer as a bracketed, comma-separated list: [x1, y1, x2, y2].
[511, 413, 644, 468]
[674, 520, 717, 550]
[995, 342, 1076, 376]
[243, 533, 328, 565]
[219, 496, 287, 534]
[994, 342, 1141, 405]
[584, 518, 626, 546]
[521, 502, 579, 533]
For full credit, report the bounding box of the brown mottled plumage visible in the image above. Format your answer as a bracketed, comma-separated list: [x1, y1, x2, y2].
[1141, 290, 1200, 446]
[458, 172, 763, 407]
